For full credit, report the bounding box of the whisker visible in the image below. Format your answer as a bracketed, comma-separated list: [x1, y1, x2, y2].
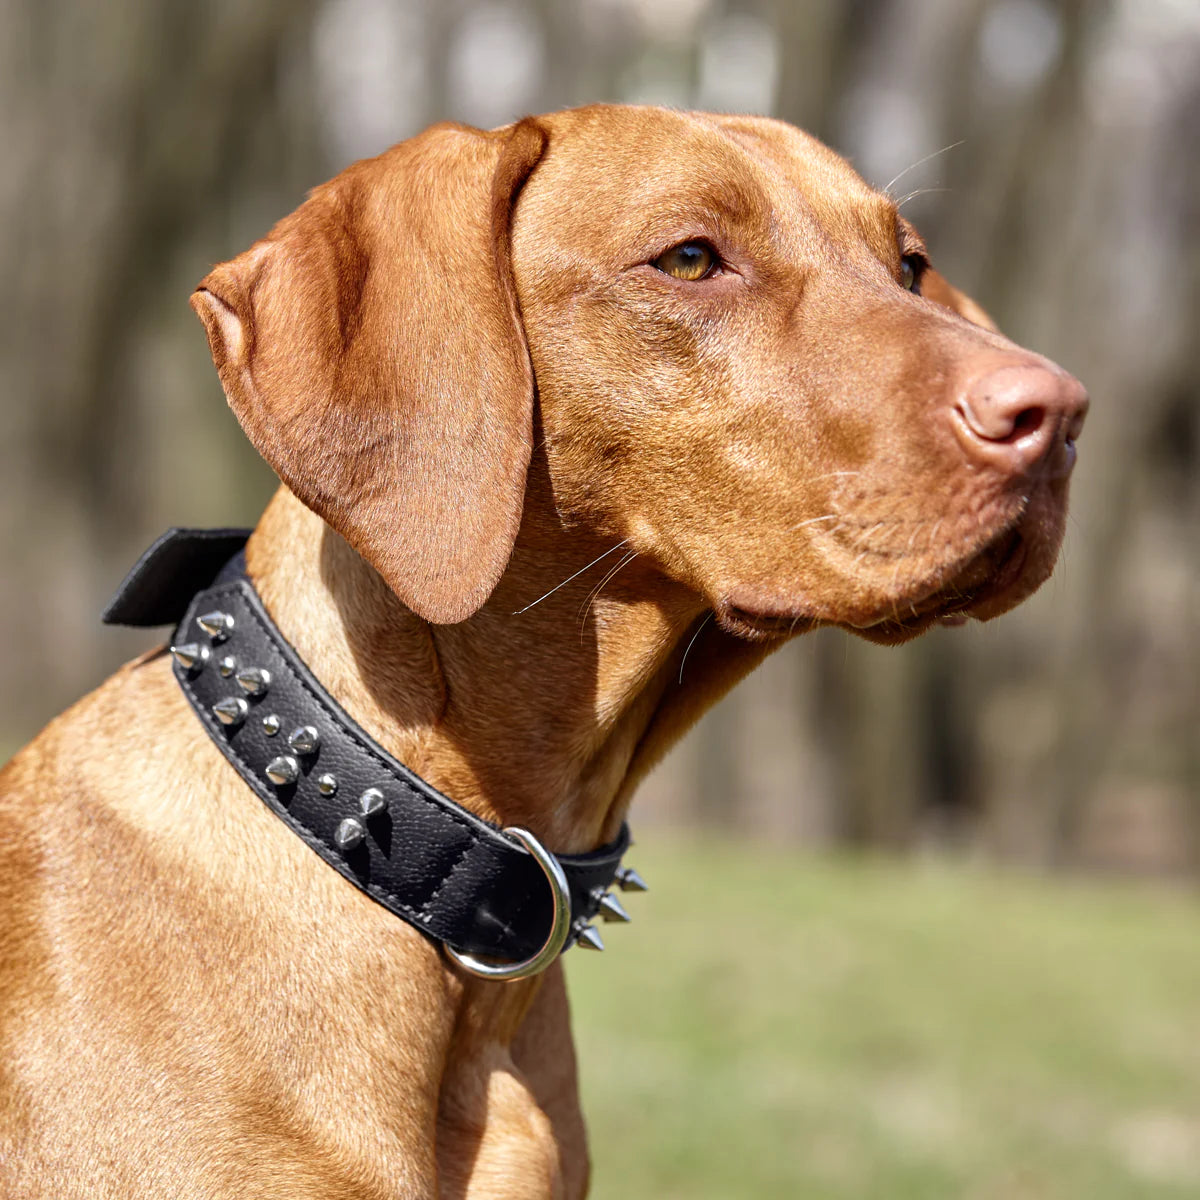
[512, 538, 629, 614]
[799, 469, 861, 484]
[896, 186, 950, 209]
[905, 523, 924, 557]
[791, 514, 838, 531]
[578, 550, 639, 635]
[883, 141, 965, 195]
[678, 612, 714, 685]
[924, 518, 945, 556]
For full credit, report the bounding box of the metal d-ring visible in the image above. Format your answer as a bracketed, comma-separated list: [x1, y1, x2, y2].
[443, 827, 572, 982]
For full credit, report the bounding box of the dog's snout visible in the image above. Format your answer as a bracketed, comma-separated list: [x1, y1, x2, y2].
[953, 363, 1088, 475]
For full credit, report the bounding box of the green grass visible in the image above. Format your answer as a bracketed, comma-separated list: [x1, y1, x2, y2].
[568, 836, 1200, 1199]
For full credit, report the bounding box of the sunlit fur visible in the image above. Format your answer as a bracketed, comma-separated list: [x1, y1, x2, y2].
[0, 104, 1084, 1198]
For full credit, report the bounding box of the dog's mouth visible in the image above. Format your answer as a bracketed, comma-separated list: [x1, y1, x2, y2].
[843, 526, 1028, 644]
[722, 609, 820, 638]
[718, 523, 1030, 643]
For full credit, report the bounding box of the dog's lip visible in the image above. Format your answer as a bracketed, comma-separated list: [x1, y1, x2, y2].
[715, 525, 1029, 641]
[844, 527, 1029, 639]
[722, 608, 816, 638]
[963, 527, 1028, 605]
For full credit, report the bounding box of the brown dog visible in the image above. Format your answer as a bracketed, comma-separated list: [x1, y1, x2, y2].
[0, 105, 1085, 1198]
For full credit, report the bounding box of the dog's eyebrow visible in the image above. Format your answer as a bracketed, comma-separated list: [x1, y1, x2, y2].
[895, 214, 929, 256]
[845, 196, 910, 258]
[614, 178, 776, 263]
[625, 169, 766, 237]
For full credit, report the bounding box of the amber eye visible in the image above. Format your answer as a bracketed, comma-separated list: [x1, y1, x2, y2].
[900, 255, 923, 293]
[652, 241, 717, 281]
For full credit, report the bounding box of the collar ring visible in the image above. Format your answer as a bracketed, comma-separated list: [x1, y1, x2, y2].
[443, 826, 572, 981]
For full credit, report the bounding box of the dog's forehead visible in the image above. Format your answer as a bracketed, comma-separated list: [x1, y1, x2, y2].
[519, 104, 896, 259]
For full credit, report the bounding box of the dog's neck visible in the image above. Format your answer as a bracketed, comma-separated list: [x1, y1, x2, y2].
[242, 478, 773, 1174]
[246, 481, 715, 856]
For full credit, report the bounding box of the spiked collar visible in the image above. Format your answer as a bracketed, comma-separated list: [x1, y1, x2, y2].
[103, 528, 643, 979]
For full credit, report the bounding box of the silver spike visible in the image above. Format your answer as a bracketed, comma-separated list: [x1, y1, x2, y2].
[616, 866, 649, 893]
[211, 696, 247, 727]
[316, 773, 338, 796]
[218, 654, 237, 677]
[334, 817, 366, 850]
[287, 725, 321, 755]
[596, 891, 632, 923]
[236, 667, 270, 696]
[575, 924, 605, 952]
[262, 714, 281, 736]
[170, 643, 208, 673]
[358, 787, 387, 818]
[197, 610, 235, 642]
[265, 755, 299, 786]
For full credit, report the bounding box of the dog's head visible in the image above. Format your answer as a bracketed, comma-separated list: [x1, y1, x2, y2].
[192, 104, 1086, 642]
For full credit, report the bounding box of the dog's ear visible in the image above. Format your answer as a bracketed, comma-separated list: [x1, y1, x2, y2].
[190, 119, 547, 623]
[921, 268, 999, 332]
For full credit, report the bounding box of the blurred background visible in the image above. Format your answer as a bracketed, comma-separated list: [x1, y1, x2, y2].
[2, 0, 1198, 1194]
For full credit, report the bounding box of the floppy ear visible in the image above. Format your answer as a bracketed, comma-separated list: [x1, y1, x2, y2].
[190, 118, 548, 623]
[921, 267, 999, 332]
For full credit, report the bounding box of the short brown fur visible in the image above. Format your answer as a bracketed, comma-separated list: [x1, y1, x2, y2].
[0, 105, 1085, 1197]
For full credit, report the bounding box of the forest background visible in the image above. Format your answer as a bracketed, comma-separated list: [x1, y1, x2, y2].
[1, 0, 1197, 873]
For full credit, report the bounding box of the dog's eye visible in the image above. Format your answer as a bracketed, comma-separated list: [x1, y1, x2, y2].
[900, 255, 923, 293]
[653, 242, 718, 281]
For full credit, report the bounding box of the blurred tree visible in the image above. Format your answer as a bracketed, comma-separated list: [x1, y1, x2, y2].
[1, 0, 1196, 873]
[0, 0, 318, 731]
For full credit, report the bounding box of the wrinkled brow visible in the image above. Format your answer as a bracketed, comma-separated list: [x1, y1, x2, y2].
[593, 160, 776, 257]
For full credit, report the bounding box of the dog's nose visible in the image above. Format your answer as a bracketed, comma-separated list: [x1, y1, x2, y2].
[953, 362, 1088, 475]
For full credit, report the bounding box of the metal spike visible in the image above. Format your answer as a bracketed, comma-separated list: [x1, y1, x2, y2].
[211, 696, 247, 727]
[575, 924, 605, 952]
[170, 643, 208, 673]
[236, 667, 271, 696]
[316, 773, 338, 796]
[358, 787, 387, 818]
[261, 714, 281, 736]
[287, 725, 320, 756]
[197, 610, 235, 642]
[334, 817, 366, 850]
[218, 654, 237, 677]
[265, 755, 299, 786]
[597, 891, 632, 923]
[615, 866, 648, 893]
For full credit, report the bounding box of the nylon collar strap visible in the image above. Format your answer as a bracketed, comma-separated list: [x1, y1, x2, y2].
[104, 528, 642, 973]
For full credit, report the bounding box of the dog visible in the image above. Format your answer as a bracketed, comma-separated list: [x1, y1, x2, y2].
[0, 104, 1086, 1198]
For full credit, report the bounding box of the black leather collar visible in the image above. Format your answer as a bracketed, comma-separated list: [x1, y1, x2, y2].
[104, 528, 641, 972]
